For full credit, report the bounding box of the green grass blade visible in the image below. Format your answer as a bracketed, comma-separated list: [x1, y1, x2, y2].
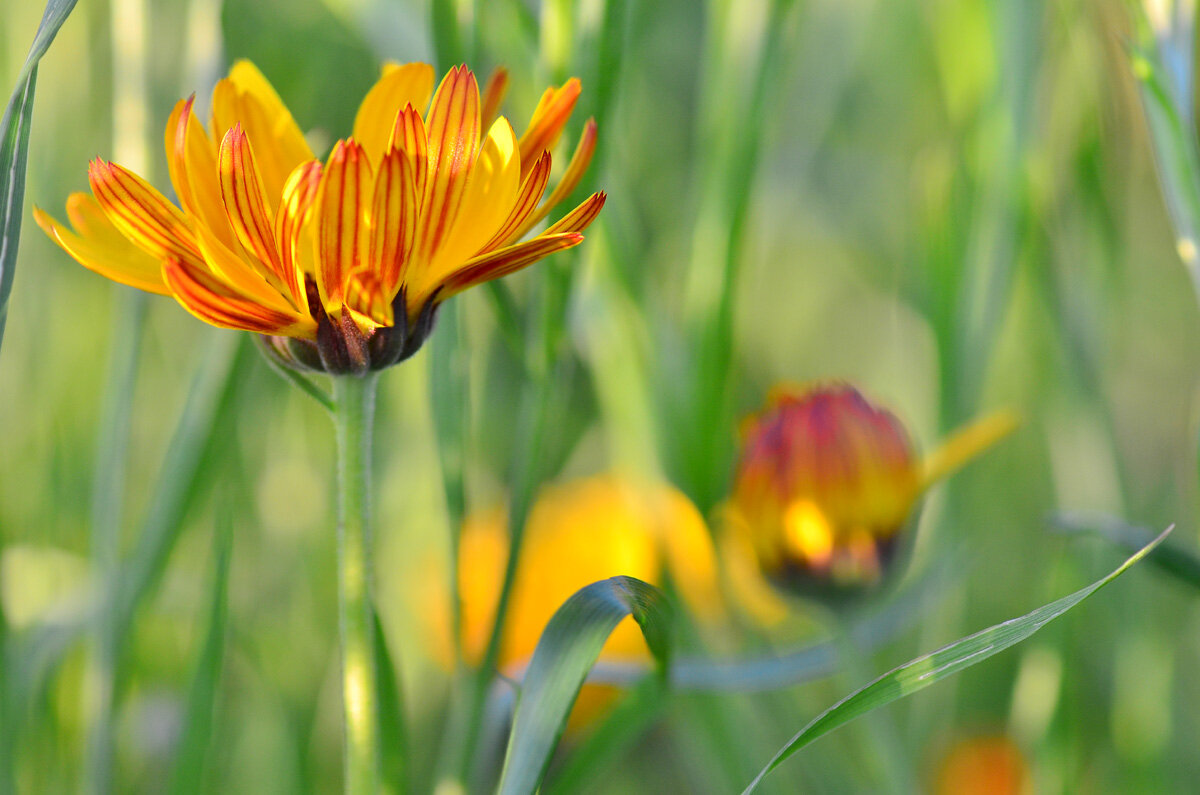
[741, 527, 1172, 794]
[167, 515, 232, 795]
[372, 607, 408, 795]
[0, 0, 82, 353]
[496, 576, 672, 795]
[1053, 512, 1200, 590]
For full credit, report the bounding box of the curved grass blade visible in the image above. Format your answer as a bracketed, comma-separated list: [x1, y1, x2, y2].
[0, 0, 81, 353]
[496, 576, 672, 795]
[167, 514, 232, 795]
[1053, 512, 1200, 590]
[742, 526, 1173, 794]
[372, 607, 408, 795]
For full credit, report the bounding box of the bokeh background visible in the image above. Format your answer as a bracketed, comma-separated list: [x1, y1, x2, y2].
[3, 0, 1200, 792]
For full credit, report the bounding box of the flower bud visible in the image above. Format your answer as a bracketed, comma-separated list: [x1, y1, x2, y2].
[729, 383, 1015, 604]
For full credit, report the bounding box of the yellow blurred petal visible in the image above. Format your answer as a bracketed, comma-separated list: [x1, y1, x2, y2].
[165, 96, 235, 250]
[480, 66, 510, 129]
[352, 62, 435, 167]
[922, 409, 1019, 488]
[35, 197, 169, 295]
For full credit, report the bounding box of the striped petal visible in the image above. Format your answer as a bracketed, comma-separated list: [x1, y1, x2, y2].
[514, 118, 597, 239]
[517, 78, 581, 177]
[544, 190, 607, 235]
[415, 66, 480, 266]
[438, 233, 584, 298]
[480, 67, 509, 129]
[352, 62, 435, 167]
[314, 140, 372, 313]
[479, 149, 551, 253]
[165, 96, 234, 249]
[217, 124, 301, 304]
[211, 61, 313, 201]
[421, 117, 520, 291]
[389, 104, 428, 198]
[164, 258, 315, 338]
[88, 159, 205, 269]
[368, 145, 417, 300]
[345, 269, 393, 327]
[35, 193, 169, 294]
[276, 160, 323, 297]
[191, 217, 298, 311]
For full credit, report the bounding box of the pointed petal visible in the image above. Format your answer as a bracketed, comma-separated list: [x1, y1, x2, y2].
[276, 160, 323, 306]
[163, 257, 315, 337]
[88, 159, 205, 268]
[479, 149, 551, 253]
[517, 78, 581, 176]
[165, 96, 235, 249]
[217, 124, 302, 304]
[389, 104, 428, 198]
[211, 61, 313, 201]
[35, 194, 169, 294]
[314, 140, 372, 313]
[544, 190, 606, 235]
[352, 62, 435, 167]
[480, 66, 510, 129]
[437, 232, 583, 299]
[420, 117, 520, 291]
[515, 118, 597, 238]
[922, 410, 1019, 488]
[415, 66, 480, 265]
[368, 145, 417, 298]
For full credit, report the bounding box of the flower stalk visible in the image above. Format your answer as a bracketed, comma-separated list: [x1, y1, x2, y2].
[333, 373, 382, 795]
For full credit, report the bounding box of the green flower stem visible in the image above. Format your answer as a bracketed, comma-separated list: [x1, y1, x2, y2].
[332, 373, 382, 795]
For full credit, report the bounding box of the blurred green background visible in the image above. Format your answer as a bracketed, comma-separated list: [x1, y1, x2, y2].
[4, 0, 1200, 792]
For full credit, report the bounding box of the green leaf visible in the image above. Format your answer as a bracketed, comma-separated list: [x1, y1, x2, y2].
[741, 526, 1172, 794]
[0, 0, 81, 353]
[496, 576, 672, 795]
[167, 515, 232, 795]
[1053, 512, 1200, 590]
[372, 607, 408, 795]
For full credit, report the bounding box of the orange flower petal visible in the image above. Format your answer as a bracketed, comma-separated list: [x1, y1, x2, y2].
[368, 144, 417, 300]
[345, 268, 393, 327]
[165, 96, 234, 250]
[35, 194, 169, 295]
[438, 232, 583, 298]
[479, 149, 551, 253]
[276, 159, 323, 301]
[87, 159, 205, 269]
[416, 66, 480, 265]
[352, 62, 436, 167]
[544, 190, 606, 235]
[389, 104, 428, 198]
[515, 118, 597, 238]
[217, 124, 302, 304]
[314, 139, 372, 313]
[517, 78, 581, 176]
[163, 257, 315, 337]
[481, 66, 510, 129]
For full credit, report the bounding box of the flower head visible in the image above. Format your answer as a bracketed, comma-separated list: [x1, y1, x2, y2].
[728, 383, 1016, 603]
[36, 62, 604, 373]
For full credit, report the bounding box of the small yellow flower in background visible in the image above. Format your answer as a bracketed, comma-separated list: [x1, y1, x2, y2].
[426, 475, 720, 728]
[36, 61, 603, 373]
[932, 734, 1031, 795]
[726, 383, 1017, 609]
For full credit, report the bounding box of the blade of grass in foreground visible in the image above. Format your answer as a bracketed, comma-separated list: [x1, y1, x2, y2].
[496, 576, 672, 795]
[167, 513, 231, 795]
[0, 0, 81, 352]
[741, 526, 1172, 793]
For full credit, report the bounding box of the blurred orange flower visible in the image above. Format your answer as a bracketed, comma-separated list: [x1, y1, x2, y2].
[430, 475, 720, 728]
[726, 383, 1016, 608]
[36, 61, 602, 372]
[933, 735, 1032, 795]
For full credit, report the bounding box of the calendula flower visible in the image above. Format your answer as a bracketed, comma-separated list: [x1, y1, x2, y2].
[727, 383, 1016, 605]
[423, 475, 720, 729]
[36, 61, 604, 373]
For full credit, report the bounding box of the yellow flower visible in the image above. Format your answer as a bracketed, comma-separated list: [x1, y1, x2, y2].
[727, 383, 1016, 607]
[425, 475, 720, 728]
[36, 62, 603, 372]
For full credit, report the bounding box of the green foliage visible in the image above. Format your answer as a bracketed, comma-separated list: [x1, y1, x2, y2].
[497, 576, 672, 795]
